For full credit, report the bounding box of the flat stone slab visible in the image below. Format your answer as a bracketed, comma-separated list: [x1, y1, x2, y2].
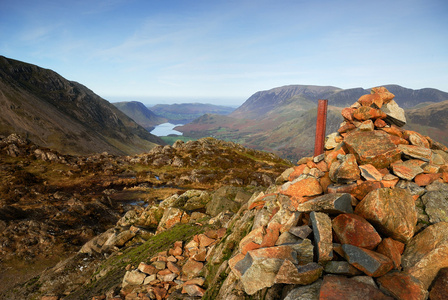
[341, 244, 393, 277]
[295, 193, 353, 214]
[398, 144, 432, 162]
[344, 130, 402, 169]
[311, 212, 333, 263]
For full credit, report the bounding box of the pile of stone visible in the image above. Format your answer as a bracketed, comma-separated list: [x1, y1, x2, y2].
[225, 87, 448, 299]
[118, 228, 226, 300]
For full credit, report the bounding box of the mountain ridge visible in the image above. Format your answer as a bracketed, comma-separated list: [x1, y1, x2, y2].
[0, 56, 164, 155]
[178, 84, 448, 161]
[230, 84, 448, 121]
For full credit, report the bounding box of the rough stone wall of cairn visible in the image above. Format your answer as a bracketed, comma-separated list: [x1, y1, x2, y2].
[226, 87, 448, 299]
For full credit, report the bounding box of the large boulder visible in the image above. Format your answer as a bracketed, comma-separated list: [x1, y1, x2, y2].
[402, 222, 448, 289]
[319, 275, 393, 300]
[355, 187, 417, 243]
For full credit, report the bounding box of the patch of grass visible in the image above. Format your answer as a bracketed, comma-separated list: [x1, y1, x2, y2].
[65, 223, 206, 299]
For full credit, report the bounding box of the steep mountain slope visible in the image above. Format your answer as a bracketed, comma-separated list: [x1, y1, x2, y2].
[113, 101, 167, 131]
[230, 85, 341, 120]
[0, 56, 164, 155]
[151, 102, 236, 123]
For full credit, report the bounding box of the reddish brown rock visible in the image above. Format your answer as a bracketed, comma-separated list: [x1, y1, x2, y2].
[344, 130, 402, 169]
[402, 222, 448, 289]
[260, 222, 281, 248]
[332, 213, 382, 250]
[282, 177, 323, 198]
[182, 259, 204, 279]
[358, 93, 383, 108]
[152, 287, 167, 300]
[341, 107, 355, 121]
[377, 271, 428, 300]
[359, 164, 383, 181]
[414, 173, 441, 186]
[138, 262, 158, 275]
[389, 134, 409, 146]
[198, 234, 216, 247]
[338, 122, 357, 134]
[319, 275, 393, 300]
[166, 261, 181, 274]
[342, 244, 394, 277]
[376, 238, 404, 270]
[355, 187, 417, 243]
[381, 177, 400, 188]
[274, 260, 323, 285]
[374, 118, 387, 128]
[329, 154, 360, 183]
[238, 226, 264, 254]
[429, 268, 448, 300]
[391, 159, 425, 180]
[371, 86, 395, 104]
[288, 164, 307, 181]
[353, 106, 387, 121]
[351, 181, 383, 201]
[228, 253, 246, 277]
[241, 241, 261, 256]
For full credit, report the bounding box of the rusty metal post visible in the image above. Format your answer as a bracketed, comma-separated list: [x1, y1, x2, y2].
[314, 99, 328, 157]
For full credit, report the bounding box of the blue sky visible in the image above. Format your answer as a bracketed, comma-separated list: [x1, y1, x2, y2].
[1, 0, 447, 105]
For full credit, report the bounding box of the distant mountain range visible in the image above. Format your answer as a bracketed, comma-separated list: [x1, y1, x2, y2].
[0, 56, 164, 155]
[178, 84, 448, 161]
[151, 103, 235, 124]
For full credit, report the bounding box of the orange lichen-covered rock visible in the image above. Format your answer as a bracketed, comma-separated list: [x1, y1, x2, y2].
[358, 93, 383, 108]
[353, 106, 387, 121]
[344, 130, 402, 169]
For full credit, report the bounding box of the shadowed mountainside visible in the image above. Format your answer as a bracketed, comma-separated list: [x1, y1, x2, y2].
[0, 56, 164, 155]
[112, 101, 167, 131]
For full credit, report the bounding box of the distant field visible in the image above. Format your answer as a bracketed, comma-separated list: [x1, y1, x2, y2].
[160, 135, 196, 145]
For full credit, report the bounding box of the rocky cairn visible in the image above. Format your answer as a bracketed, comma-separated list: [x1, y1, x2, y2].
[225, 87, 448, 299]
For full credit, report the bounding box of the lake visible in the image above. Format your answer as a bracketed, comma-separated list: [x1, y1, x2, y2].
[150, 123, 183, 136]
